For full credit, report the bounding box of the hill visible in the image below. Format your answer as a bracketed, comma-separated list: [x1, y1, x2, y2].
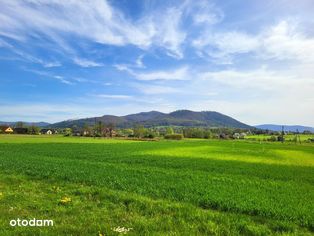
[255, 124, 314, 133]
[0, 121, 50, 127]
[48, 110, 251, 129]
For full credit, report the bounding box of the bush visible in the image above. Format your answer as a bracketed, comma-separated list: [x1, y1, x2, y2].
[164, 134, 183, 140]
[268, 136, 277, 142]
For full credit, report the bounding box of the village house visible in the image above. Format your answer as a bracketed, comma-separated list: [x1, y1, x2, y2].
[0, 126, 14, 134]
[40, 129, 57, 135]
[72, 127, 82, 136]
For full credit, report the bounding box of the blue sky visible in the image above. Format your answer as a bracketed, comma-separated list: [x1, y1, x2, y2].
[0, 0, 313, 125]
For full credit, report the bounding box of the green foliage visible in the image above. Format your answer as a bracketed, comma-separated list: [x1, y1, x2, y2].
[268, 136, 278, 142]
[166, 127, 174, 135]
[63, 128, 72, 136]
[183, 128, 211, 138]
[133, 125, 146, 138]
[27, 125, 39, 135]
[143, 129, 157, 139]
[116, 128, 134, 137]
[15, 121, 24, 128]
[164, 133, 184, 140]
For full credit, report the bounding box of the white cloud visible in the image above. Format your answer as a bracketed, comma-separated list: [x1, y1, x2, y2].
[193, 31, 259, 63]
[113, 54, 146, 72]
[193, 20, 314, 64]
[0, 1, 181, 58]
[186, 96, 314, 126]
[133, 84, 179, 95]
[199, 65, 314, 93]
[190, 64, 314, 125]
[73, 57, 103, 67]
[135, 55, 145, 68]
[114, 64, 190, 81]
[114, 64, 133, 74]
[189, 0, 224, 25]
[43, 61, 61, 68]
[133, 66, 189, 81]
[23, 68, 73, 85]
[93, 94, 132, 99]
[0, 38, 62, 67]
[0, 38, 12, 48]
[260, 21, 314, 62]
[0, 0, 225, 60]
[152, 7, 186, 59]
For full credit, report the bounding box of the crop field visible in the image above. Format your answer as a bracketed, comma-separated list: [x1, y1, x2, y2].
[0, 135, 313, 235]
[245, 134, 314, 142]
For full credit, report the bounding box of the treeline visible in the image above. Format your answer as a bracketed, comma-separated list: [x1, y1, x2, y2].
[65, 122, 253, 140]
[5, 121, 312, 142]
[9, 122, 41, 135]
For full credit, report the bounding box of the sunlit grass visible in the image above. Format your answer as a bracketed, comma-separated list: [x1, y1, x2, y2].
[0, 135, 313, 235]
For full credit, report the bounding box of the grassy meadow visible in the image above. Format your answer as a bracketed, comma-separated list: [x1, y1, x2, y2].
[245, 134, 314, 142]
[0, 135, 313, 235]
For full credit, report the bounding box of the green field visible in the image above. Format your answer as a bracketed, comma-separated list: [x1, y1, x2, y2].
[245, 134, 314, 142]
[0, 135, 313, 235]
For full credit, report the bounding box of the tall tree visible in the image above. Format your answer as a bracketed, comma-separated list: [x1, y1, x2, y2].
[16, 121, 24, 128]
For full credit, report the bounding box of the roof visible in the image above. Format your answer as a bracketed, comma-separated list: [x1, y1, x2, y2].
[0, 125, 12, 131]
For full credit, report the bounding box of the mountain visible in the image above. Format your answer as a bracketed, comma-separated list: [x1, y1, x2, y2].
[0, 121, 50, 127]
[49, 110, 251, 129]
[255, 124, 314, 133]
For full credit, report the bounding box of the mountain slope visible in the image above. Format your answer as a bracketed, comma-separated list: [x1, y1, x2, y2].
[49, 110, 251, 129]
[0, 121, 50, 127]
[255, 124, 314, 132]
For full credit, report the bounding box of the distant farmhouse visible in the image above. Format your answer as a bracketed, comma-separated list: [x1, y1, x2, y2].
[0, 126, 14, 134]
[40, 129, 57, 135]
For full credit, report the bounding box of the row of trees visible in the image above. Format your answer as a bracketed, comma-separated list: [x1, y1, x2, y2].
[8, 121, 312, 142]
[66, 122, 252, 140]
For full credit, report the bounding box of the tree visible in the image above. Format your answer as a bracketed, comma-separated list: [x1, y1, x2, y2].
[133, 125, 146, 138]
[166, 127, 174, 135]
[83, 123, 92, 136]
[144, 129, 158, 139]
[64, 128, 72, 136]
[106, 122, 115, 137]
[94, 121, 104, 137]
[16, 122, 24, 128]
[203, 129, 212, 139]
[28, 125, 39, 135]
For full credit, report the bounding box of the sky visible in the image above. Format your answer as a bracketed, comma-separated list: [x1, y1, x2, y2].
[0, 0, 314, 126]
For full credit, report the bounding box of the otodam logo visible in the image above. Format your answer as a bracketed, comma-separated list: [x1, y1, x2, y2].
[10, 218, 53, 227]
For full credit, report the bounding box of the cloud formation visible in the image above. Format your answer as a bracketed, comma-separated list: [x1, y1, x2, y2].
[193, 20, 314, 64]
[0, 0, 314, 125]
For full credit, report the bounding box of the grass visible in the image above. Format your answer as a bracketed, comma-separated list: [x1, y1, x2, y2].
[0, 135, 313, 235]
[245, 134, 314, 141]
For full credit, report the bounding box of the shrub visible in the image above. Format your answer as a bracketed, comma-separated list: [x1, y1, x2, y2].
[164, 134, 183, 140]
[144, 133, 155, 139]
[268, 136, 277, 142]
